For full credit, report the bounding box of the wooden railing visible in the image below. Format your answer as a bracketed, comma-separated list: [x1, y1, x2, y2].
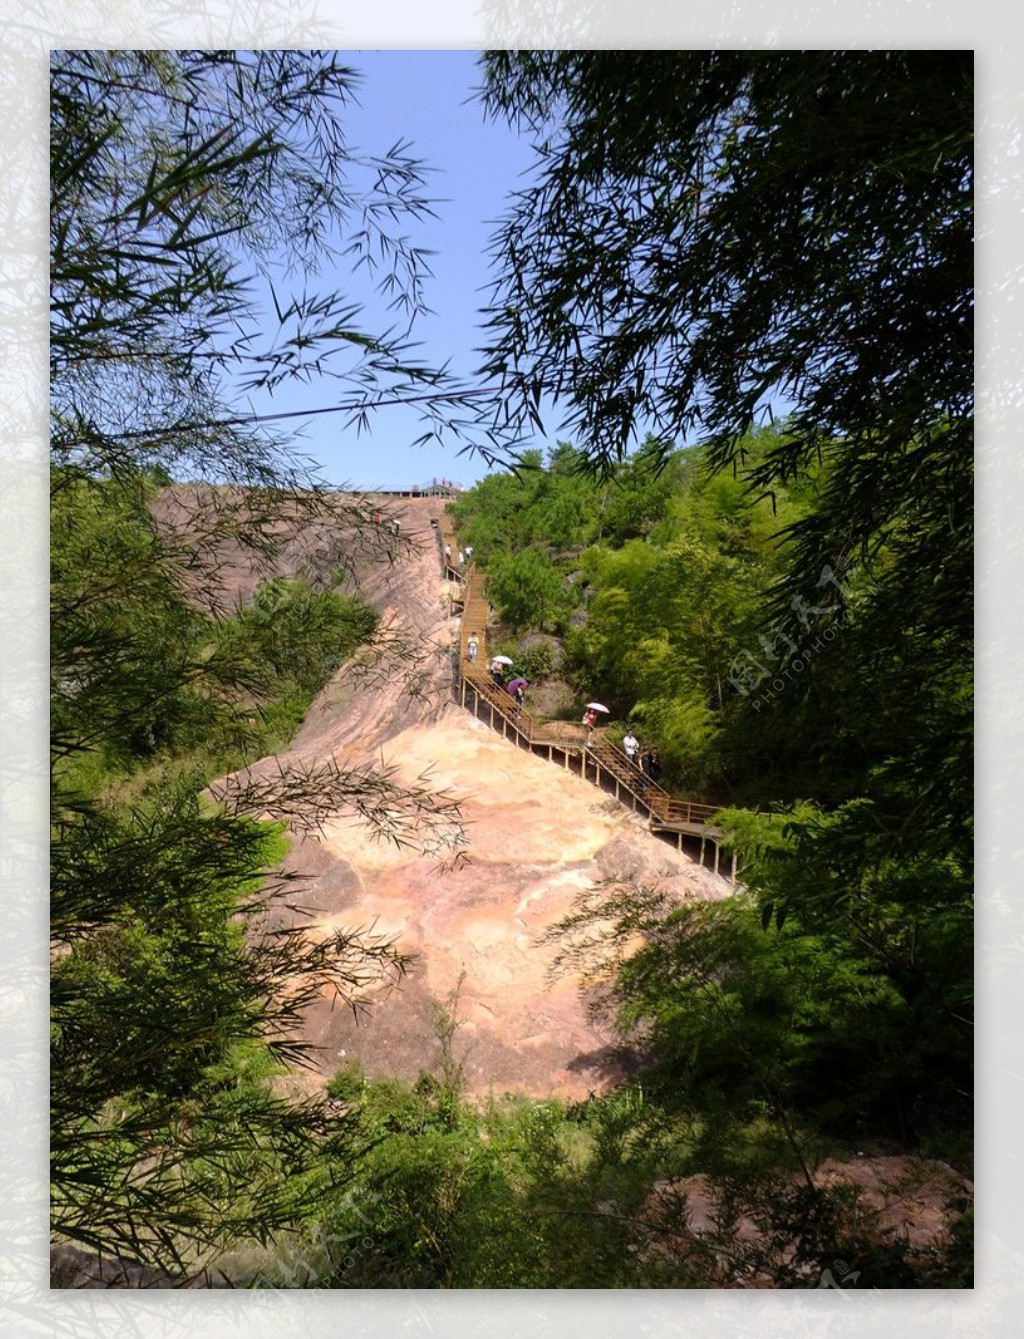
[367, 483, 462, 498]
[441, 529, 735, 879]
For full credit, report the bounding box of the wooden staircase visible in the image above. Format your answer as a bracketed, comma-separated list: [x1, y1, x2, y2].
[443, 528, 735, 880]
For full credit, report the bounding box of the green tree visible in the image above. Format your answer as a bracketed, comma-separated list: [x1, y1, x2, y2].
[487, 546, 566, 631]
[51, 50, 513, 486]
[590, 438, 680, 545]
[478, 57, 972, 838]
[49, 50, 473, 1278]
[479, 51, 971, 519]
[478, 51, 971, 700]
[477, 51, 973, 1152]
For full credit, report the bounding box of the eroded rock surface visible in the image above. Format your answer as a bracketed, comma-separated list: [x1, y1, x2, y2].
[199, 493, 731, 1099]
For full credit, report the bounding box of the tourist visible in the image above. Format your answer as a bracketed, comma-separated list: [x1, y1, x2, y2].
[641, 748, 662, 784]
[582, 707, 598, 746]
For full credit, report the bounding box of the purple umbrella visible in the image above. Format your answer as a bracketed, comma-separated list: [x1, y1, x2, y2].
[507, 677, 529, 691]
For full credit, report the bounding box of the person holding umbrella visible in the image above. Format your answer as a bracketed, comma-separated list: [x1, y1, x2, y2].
[581, 708, 597, 745]
[490, 654, 513, 687]
[506, 676, 529, 712]
[582, 701, 608, 746]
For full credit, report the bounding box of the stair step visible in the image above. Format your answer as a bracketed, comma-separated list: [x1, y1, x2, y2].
[447, 541, 728, 870]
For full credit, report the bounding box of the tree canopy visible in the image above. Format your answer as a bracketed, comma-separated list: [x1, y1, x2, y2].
[479, 51, 972, 455]
[465, 51, 973, 1163]
[49, 50, 471, 1277]
[478, 50, 973, 639]
[477, 43, 973, 930]
[51, 49, 516, 488]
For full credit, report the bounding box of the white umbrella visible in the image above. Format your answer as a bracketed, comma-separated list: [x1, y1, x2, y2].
[586, 702, 610, 712]
[492, 655, 514, 665]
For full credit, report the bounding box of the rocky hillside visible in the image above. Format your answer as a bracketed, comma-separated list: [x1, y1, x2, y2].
[182, 490, 732, 1101]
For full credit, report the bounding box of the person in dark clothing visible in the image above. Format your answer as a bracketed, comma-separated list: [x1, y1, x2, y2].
[641, 748, 662, 783]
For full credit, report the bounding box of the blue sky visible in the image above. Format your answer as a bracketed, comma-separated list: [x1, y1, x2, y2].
[249, 50, 539, 491]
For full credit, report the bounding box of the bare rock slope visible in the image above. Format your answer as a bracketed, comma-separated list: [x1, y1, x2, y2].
[208, 493, 731, 1100]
